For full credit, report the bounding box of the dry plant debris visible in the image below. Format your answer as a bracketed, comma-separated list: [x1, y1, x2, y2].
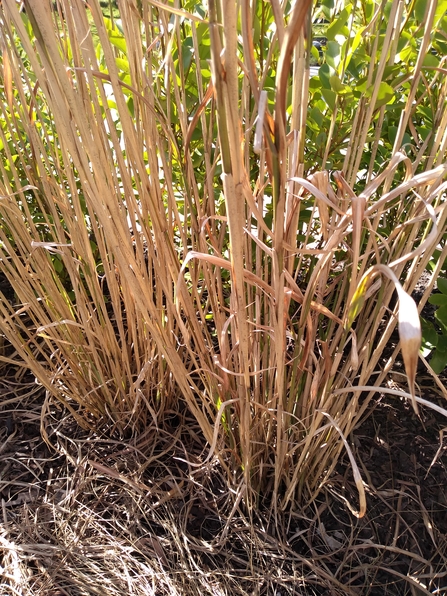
[1, 380, 446, 596]
[0, 0, 446, 594]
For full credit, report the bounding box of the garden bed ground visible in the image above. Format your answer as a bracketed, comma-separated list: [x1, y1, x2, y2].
[0, 367, 446, 596]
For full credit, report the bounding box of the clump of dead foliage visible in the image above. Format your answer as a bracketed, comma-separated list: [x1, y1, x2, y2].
[1, 0, 447, 594]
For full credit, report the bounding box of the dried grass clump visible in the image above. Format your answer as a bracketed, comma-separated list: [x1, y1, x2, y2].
[0, 0, 446, 516]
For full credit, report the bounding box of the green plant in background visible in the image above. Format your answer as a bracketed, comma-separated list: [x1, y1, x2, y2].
[421, 230, 447, 374]
[305, 0, 447, 177]
[0, 0, 447, 520]
[421, 278, 447, 373]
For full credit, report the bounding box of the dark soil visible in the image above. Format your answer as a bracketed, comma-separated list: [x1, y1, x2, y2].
[316, 388, 447, 595]
[1, 368, 446, 595]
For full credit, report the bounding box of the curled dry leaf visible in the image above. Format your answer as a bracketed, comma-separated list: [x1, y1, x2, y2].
[346, 265, 422, 415]
[396, 286, 421, 415]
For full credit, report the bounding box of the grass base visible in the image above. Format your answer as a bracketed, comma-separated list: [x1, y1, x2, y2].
[1, 375, 445, 596]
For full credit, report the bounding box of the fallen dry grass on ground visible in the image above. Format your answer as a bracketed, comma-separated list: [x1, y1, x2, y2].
[1, 378, 446, 596]
[1, 1, 447, 594]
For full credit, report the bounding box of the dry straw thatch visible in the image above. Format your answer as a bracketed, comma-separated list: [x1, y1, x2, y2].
[0, 1, 447, 592]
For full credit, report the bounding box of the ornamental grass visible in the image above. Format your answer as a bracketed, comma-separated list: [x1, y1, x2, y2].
[0, 0, 446, 519]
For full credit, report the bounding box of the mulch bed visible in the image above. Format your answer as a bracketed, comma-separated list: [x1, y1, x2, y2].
[317, 385, 447, 595]
[1, 366, 446, 595]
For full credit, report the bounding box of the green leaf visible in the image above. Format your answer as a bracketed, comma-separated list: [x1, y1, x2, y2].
[430, 349, 447, 374]
[321, 87, 336, 110]
[104, 17, 127, 54]
[326, 6, 351, 41]
[387, 127, 412, 148]
[321, 0, 335, 20]
[428, 293, 447, 306]
[310, 45, 321, 65]
[374, 82, 395, 109]
[423, 53, 439, 68]
[382, 64, 405, 81]
[421, 317, 438, 352]
[435, 0, 447, 26]
[414, 0, 428, 24]
[435, 305, 447, 330]
[399, 43, 417, 64]
[181, 37, 194, 71]
[127, 96, 134, 117]
[315, 131, 327, 146]
[326, 41, 341, 71]
[396, 32, 412, 55]
[437, 278, 447, 294]
[319, 64, 333, 90]
[329, 74, 352, 95]
[329, 74, 344, 93]
[53, 255, 64, 274]
[344, 27, 365, 72]
[115, 58, 130, 74]
[419, 127, 432, 142]
[345, 275, 371, 331]
[387, 125, 398, 145]
[310, 107, 324, 127]
[417, 106, 434, 124]
[437, 334, 447, 351]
